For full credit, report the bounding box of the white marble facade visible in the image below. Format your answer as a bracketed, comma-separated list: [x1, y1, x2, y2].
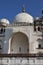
[0, 9, 43, 55]
[0, 7, 43, 65]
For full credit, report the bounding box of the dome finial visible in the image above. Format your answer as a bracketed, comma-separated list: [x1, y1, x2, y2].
[22, 5, 25, 12]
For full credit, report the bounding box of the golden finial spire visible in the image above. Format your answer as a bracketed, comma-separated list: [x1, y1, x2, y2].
[22, 5, 25, 12]
[22, 0, 25, 12]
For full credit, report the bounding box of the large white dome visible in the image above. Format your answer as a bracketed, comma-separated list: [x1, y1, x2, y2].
[0, 18, 10, 26]
[14, 13, 34, 23]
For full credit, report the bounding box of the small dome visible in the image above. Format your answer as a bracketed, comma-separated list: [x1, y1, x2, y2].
[35, 17, 39, 20]
[0, 18, 10, 26]
[14, 13, 34, 23]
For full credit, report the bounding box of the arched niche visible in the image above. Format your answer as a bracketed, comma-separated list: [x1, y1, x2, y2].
[37, 38, 43, 49]
[10, 32, 29, 54]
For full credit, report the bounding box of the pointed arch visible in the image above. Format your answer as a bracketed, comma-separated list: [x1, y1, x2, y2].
[10, 32, 29, 54]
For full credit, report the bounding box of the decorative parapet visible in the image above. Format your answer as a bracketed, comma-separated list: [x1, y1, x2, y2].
[0, 54, 43, 65]
[0, 54, 43, 57]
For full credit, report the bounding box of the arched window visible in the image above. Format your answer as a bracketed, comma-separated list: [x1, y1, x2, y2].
[38, 26, 40, 31]
[0, 28, 5, 34]
[37, 38, 42, 49]
[38, 44, 41, 49]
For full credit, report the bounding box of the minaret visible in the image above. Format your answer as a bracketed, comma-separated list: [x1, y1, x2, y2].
[41, 10, 43, 20]
[42, 10, 43, 14]
[40, 10, 43, 20]
[22, 5, 25, 12]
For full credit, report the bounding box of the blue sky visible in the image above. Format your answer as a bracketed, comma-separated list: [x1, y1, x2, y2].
[0, 0, 43, 22]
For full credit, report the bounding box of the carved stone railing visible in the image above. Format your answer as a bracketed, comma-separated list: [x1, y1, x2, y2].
[0, 54, 43, 65]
